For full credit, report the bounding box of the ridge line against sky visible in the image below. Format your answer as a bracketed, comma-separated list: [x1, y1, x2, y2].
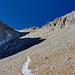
[0, 0, 75, 29]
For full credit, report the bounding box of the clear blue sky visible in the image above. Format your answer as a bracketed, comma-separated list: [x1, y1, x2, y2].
[0, 0, 75, 29]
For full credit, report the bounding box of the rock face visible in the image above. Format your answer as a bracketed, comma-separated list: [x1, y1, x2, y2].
[0, 10, 75, 75]
[0, 20, 21, 46]
[43, 10, 75, 29]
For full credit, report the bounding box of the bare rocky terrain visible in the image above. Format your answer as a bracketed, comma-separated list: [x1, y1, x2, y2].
[0, 10, 75, 75]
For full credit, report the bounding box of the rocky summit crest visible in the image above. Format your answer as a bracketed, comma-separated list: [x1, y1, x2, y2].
[43, 10, 75, 29]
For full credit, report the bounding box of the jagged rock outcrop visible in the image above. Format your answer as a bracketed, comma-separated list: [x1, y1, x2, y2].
[43, 10, 75, 29]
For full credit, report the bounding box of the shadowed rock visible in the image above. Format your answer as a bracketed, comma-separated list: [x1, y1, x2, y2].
[0, 20, 45, 59]
[0, 20, 29, 46]
[0, 37, 45, 59]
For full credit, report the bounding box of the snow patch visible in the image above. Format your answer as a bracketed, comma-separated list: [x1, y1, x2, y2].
[22, 56, 34, 75]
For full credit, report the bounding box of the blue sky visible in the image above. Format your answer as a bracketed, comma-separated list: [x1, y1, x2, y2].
[0, 0, 75, 29]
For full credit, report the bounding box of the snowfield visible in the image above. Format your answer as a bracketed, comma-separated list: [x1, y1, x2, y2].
[22, 56, 34, 75]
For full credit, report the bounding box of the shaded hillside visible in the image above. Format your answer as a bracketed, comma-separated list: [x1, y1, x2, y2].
[0, 20, 22, 46]
[0, 21, 45, 59]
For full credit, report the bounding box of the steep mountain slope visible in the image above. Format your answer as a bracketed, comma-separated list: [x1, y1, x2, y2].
[0, 20, 22, 46]
[0, 10, 75, 75]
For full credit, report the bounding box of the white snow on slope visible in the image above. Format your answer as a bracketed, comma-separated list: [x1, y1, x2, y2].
[22, 56, 34, 75]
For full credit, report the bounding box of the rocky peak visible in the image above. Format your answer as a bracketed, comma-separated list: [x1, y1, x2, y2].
[0, 20, 20, 46]
[0, 20, 8, 30]
[43, 10, 75, 29]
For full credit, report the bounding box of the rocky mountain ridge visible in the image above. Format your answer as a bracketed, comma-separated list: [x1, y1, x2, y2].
[0, 20, 21, 46]
[43, 10, 75, 29]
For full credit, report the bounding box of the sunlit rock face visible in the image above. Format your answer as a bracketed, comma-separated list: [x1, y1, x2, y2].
[0, 20, 20, 46]
[43, 10, 75, 29]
